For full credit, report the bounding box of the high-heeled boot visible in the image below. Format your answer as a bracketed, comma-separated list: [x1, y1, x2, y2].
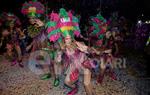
[18, 60, 24, 68]
[11, 59, 17, 66]
[109, 70, 117, 80]
[97, 73, 104, 84]
[67, 85, 78, 95]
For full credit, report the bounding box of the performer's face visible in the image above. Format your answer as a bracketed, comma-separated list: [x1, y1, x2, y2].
[29, 18, 36, 25]
[112, 31, 116, 37]
[65, 36, 72, 45]
[9, 22, 15, 28]
[106, 31, 111, 39]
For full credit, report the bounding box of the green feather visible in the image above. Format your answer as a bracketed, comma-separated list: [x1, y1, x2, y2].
[47, 29, 60, 38]
[72, 16, 79, 23]
[98, 35, 104, 39]
[58, 37, 62, 43]
[46, 21, 56, 27]
[59, 8, 68, 17]
[32, 0, 37, 2]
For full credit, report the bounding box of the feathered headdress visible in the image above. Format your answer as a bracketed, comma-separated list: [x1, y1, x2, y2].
[21, 0, 45, 18]
[46, 8, 80, 43]
[89, 13, 108, 47]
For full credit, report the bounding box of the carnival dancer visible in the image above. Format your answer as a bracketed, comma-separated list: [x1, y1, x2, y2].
[43, 10, 63, 87]
[39, 42, 63, 87]
[47, 8, 96, 95]
[111, 27, 125, 57]
[88, 13, 117, 84]
[97, 31, 117, 84]
[2, 13, 24, 67]
[21, 0, 46, 52]
[16, 26, 28, 56]
[53, 42, 63, 87]
[0, 28, 10, 54]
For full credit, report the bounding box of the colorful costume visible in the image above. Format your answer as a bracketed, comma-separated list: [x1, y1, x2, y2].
[89, 13, 117, 84]
[46, 8, 81, 88]
[46, 8, 95, 95]
[1, 13, 24, 67]
[21, 0, 46, 51]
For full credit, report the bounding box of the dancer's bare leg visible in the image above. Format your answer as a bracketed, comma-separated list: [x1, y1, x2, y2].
[83, 68, 95, 95]
[54, 62, 62, 77]
[15, 45, 22, 61]
[100, 58, 106, 75]
[97, 57, 106, 83]
[15, 45, 24, 67]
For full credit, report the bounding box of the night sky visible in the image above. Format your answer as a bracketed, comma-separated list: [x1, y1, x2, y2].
[0, 0, 149, 22]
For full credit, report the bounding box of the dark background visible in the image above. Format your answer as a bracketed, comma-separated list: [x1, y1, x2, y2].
[0, 0, 150, 22]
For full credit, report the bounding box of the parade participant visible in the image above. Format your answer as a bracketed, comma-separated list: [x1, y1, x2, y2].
[96, 31, 117, 84]
[89, 13, 117, 84]
[111, 27, 123, 57]
[22, 0, 56, 81]
[0, 28, 11, 54]
[45, 11, 64, 87]
[53, 43, 63, 87]
[16, 26, 28, 56]
[3, 13, 24, 67]
[21, 0, 46, 52]
[39, 42, 63, 87]
[47, 8, 96, 95]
